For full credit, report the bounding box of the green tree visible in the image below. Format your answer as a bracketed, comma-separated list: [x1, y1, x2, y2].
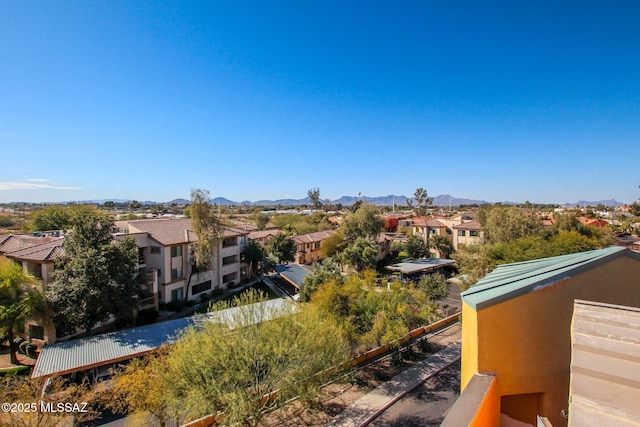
[242, 240, 269, 277]
[417, 273, 450, 301]
[307, 187, 321, 211]
[29, 205, 72, 231]
[429, 234, 454, 258]
[405, 234, 429, 259]
[341, 203, 384, 243]
[267, 233, 296, 264]
[339, 238, 378, 272]
[163, 291, 347, 426]
[252, 212, 270, 230]
[47, 209, 140, 336]
[480, 205, 542, 244]
[300, 258, 342, 302]
[129, 200, 141, 210]
[0, 257, 48, 364]
[321, 231, 346, 258]
[106, 349, 176, 427]
[190, 189, 223, 269]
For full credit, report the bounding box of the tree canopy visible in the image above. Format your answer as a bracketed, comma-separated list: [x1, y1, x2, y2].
[46, 208, 140, 336]
[267, 233, 296, 264]
[190, 189, 224, 269]
[340, 203, 384, 243]
[0, 257, 48, 364]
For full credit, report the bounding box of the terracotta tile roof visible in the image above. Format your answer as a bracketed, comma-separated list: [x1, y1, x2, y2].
[0, 235, 60, 256]
[412, 217, 446, 228]
[292, 230, 337, 245]
[126, 218, 247, 246]
[4, 237, 65, 262]
[452, 220, 483, 231]
[248, 230, 282, 240]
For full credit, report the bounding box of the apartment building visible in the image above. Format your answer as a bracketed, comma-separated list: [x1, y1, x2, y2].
[120, 218, 249, 304]
[292, 230, 336, 264]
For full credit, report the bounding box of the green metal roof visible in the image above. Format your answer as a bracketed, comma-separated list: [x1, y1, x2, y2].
[461, 246, 640, 311]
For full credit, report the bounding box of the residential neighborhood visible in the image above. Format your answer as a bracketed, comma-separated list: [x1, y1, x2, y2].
[3, 2, 640, 426]
[1, 193, 640, 426]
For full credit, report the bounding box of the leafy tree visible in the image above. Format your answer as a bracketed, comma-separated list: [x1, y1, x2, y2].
[252, 212, 270, 230]
[417, 273, 450, 301]
[267, 233, 296, 264]
[405, 234, 429, 259]
[341, 203, 384, 243]
[480, 205, 542, 244]
[300, 258, 342, 302]
[106, 349, 176, 427]
[429, 234, 454, 258]
[339, 238, 377, 272]
[321, 231, 346, 258]
[629, 202, 640, 217]
[0, 257, 48, 364]
[162, 291, 347, 426]
[190, 189, 223, 269]
[242, 240, 269, 277]
[129, 200, 141, 210]
[47, 209, 140, 336]
[307, 187, 321, 211]
[29, 205, 72, 231]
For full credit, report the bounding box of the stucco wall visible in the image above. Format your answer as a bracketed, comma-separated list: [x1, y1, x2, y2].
[473, 255, 640, 427]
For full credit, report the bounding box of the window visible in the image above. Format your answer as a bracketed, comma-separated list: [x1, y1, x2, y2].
[470, 230, 479, 237]
[223, 255, 237, 265]
[446, 228, 452, 234]
[429, 229, 437, 235]
[458, 230, 466, 237]
[192, 280, 212, 295]
[171, 288, 183, 302]
[223, 237, 236, 247]
[171, 267, 183, 280]
[150, 246, 161, 254]
[314, 242, 321, 249]
[29, 324, 44, 340]
[171, 246, 182, 257]
[223, 272, 237, 283]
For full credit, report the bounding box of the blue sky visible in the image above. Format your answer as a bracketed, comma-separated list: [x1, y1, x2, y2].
[1, 1, 639, 205]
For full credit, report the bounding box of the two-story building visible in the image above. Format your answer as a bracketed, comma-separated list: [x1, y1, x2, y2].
[292, 230, 337, 264]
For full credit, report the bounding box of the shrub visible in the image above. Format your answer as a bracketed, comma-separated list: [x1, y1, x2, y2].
[137, 308, 159, 325]
[0, 365, 31, 377]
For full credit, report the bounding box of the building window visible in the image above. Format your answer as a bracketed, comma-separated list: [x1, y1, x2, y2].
[314, 242, 321, 249]
[223, 237, 236, 247]
[150, 246, 161, 254]
[458, 230, 466, 237]
[171, 246, 182, 257]
[446, 228, 452, 234]
[29, 324, 44, 340]
[171, 267, 183, 280]
[429, 229, 437, 235]
[223, 255, 237, 265]
[171, 288, 183, 302]
[223, 272, 237, 283]
[470, 230, 479, 237]
[192, 280, 212, 295]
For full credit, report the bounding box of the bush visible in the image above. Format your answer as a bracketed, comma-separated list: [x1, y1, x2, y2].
[210, 289, 224, 298]
[0, 365, 32, 377]
[185, 300, 196, 308]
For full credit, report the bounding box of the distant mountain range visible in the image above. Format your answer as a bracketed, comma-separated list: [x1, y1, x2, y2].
[8, 195, 626, 208]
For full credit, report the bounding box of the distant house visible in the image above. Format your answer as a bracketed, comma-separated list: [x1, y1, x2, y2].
[451, 220, 484, 249]
[292, 230, 337, 264]
[443, 247, 640, 427]
[247, 229, 282, 248]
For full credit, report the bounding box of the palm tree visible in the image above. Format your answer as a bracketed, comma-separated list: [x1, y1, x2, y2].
[429, 235, 454, 259]
[0, 257, 48, 365]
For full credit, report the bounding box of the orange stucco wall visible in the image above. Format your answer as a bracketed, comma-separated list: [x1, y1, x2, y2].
[464, 255, 640, 427]
[470, 375, 500, 427]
